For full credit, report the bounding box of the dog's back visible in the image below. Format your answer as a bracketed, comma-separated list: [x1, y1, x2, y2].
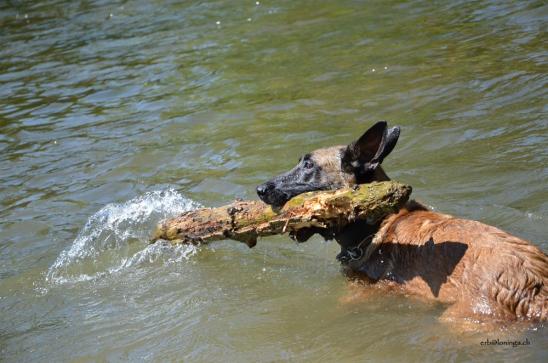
[349, 203, 548, 321]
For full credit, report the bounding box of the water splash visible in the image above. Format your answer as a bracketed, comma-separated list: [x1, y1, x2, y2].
[111, 241, 199, 271]
[46, 189, 201, 284]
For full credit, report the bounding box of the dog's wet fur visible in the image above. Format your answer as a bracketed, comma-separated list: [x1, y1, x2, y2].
[257, 121, 547, 325]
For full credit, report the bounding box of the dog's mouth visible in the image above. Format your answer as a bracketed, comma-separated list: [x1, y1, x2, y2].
[257, 188, 291, 208]
[256, 182, 330, 208]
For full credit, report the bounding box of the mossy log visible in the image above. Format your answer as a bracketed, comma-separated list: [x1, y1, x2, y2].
[151, 181, 411, 247]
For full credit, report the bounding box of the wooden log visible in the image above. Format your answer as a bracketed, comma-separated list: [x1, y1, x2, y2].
[151, 181, 411, 247]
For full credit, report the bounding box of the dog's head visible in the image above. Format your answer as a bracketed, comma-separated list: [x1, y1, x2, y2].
[256, 121, 400, 207]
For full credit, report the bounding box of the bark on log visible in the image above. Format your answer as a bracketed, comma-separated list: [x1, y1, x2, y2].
[151, 181, 411, 247]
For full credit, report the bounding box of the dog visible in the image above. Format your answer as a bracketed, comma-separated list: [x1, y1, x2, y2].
[256, 121, 547, 324]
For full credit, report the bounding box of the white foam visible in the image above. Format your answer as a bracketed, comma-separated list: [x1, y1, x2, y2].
[46, 189, 201, 284]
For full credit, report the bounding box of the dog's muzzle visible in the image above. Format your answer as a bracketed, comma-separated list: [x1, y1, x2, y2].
[256, 182, 289, 207]
[256, 181, 273, 199]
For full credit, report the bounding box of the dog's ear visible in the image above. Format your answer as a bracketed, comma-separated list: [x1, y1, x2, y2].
[377, 126, 400, 163]
[342, 121, 400, 172]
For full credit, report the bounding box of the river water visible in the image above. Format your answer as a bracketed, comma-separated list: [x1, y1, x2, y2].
[1, 0, 546, 361]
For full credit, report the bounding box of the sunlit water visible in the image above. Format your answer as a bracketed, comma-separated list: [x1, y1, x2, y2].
[1, 0, 547, 361]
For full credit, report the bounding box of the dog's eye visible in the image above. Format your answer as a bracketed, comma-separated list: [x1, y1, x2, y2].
[303, 160, 314, 169]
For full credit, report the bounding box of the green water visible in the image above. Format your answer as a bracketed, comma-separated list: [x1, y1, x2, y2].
[1, 0, 547, 361]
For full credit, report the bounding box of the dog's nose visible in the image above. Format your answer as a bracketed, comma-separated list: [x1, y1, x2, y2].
[256, 182, 274, 197]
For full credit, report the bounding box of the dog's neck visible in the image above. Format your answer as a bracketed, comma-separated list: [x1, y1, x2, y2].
[334, 219, 379, 263]
[374, 167, 391, 181]
[334, 199, 429, 269]
[334, 168, 425, 265]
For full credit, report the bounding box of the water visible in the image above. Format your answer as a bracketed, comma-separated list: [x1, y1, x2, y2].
[1, 0, 547, 361]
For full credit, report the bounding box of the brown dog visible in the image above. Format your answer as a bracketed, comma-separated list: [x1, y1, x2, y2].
[256, 121, 547, 323]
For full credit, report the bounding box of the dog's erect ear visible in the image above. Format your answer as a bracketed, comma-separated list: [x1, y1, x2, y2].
[378, 126, 400, 163]
[342, 121, 400, 172]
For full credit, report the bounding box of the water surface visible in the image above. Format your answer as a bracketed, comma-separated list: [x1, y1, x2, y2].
[1, 0, 547, 361]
